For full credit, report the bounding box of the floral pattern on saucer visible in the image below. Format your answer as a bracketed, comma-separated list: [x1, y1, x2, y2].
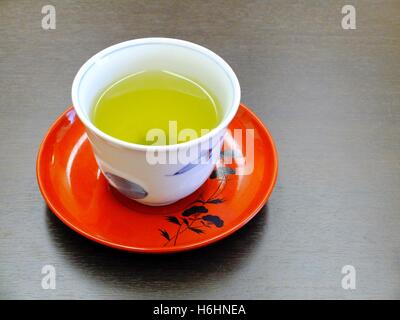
[160, 150, 237, 246]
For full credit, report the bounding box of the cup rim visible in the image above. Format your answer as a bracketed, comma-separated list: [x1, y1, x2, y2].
[71, 37, 241, 151]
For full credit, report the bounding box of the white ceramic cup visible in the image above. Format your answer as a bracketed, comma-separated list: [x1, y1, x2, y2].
[72, 38, 241, 206]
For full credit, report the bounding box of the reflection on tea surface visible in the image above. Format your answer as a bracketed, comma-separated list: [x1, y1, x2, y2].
[92, 70, 222, 145]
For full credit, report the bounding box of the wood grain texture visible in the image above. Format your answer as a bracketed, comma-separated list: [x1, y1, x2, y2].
[0, 0, 399, 299]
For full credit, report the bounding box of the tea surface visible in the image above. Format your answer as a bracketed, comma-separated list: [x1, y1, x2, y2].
[91, 70, 222, 145]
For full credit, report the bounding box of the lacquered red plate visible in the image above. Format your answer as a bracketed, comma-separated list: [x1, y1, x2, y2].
[36, 104, 278, 253]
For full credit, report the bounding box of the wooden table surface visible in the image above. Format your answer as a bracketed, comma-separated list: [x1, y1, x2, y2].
[1, 0, 399, 299]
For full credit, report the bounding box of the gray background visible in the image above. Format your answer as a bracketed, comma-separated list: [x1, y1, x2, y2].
[0, 0, 399, 299]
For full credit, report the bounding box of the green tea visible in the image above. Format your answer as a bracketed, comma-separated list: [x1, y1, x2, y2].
[91, 70, 222, 145]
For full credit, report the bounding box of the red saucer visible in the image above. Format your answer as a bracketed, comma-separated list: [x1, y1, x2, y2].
[36, 104, 278, 253]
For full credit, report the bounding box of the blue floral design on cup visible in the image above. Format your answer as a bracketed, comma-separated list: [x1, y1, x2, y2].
[105, 172, 148, 199]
